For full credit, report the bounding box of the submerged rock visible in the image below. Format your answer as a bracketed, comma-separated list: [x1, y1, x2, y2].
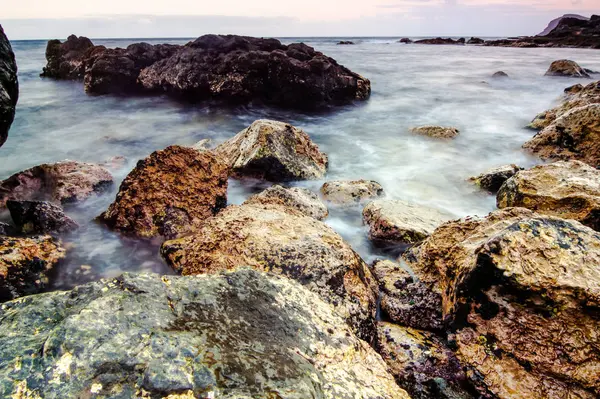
[0, 24, 18, 148]
[0, 235, 65, 301]
[337, 40, 355, 45]
[497, 160, 600, 230]
[243, 185, 328, 220]
[469, 164, 523, 194]
[545, 59, 590, 78]
[7, 200, 78, 235]
[363, 199, 452, 245]
[161, 203, 378, 341]
[523, 103, 600, 167]
[410, 125, 459, 139]
[99, 146, 228, 239]
[214, 120, 328, 181]
[0, 160, 113, 207]
[320, 179, 384, 206]
[0, 269, 410, 398]
[404, 207, 600, 398]
[492, 71, 508, 78]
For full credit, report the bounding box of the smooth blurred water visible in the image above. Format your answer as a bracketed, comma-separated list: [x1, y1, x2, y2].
[2, 37, 599, 290]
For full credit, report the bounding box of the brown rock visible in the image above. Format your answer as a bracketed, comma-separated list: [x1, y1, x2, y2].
[243, 185, 328, 220]
[545, 59, 590, 78]
[161, 202, 378, 341]
[320, 179, 384, 206]
[411, 125, 459, 139]
[40, 34, 95, 79]
[469, 164, 523, 194]
[7, 200, 78, 235]
[99, 145, 228, 239]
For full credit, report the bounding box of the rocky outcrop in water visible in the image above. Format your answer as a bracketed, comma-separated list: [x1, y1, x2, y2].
[243, 185, 328, 220]
[492, 71, 508, 78]
[0, 269, 410, 398]
[0, 161, 113, 207]
[99, 145, 228, 239]
[0, 25, 18, 148]
[399, 38, 413, 44]
[337, 40, 355, 45]
[6, 200, 78, 235]
[40, 34, 95, 79]
[469, 164, 523, 194]
[411, 125, 459, 139]
[497, 161, 600, 231]
[545, 59, 590, 78]
[404, 207, 600, 398]
[320, 179, 384, 206]
[161, 203, 378, 341]
[214, 120, 328, 181]
[414, 38, 465, 45]
[467, 37, 485, 45]
[0, 235, 65, 301]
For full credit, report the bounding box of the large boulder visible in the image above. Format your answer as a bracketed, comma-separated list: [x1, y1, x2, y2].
[161, 203, 378, 341]
[469, 164, 523, 194]
[214, 120, 328, 181]
[0, 235, 65, 301]
[6, 200, 78, 235]
[243, 185, 328, 220]
[99, 146, 228, 239]
[0, 161, 113, 207]
[320, 179, 384, 206]
[523, 103, 600, 167]
[410, 125, 459, 139]
[545, 59, 590, 78]
[0, 269, 410, 398]
[497, 161, 600, 231]
[363, 199, 452, 245]
[0, 24, 18, 148]
[404, 207, 600, 398]
[40, 34, 95, 79]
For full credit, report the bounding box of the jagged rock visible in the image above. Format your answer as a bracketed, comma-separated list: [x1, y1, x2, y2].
[243, 185, 328, 220]
[214, 120, 328, 181]
[41, 34, 95, 79]
[161, 203, 378, 341]
[0, 25, 18, 148]
[404, 207, 600, 398]
[7, 200, 78, 235]
[469, 164, 523, 194]
[545, 59, 590, 78]
[372, 260, 442, 331]
[411, 125, 459, 139]
[0, 235, 65, 301]
[523, 104, 600, 167]
[399, 38, 413, 44]
[538, 14, 590, 36]
[376, 322, 474, 399]
[99, 146, 228, 239]
[492, 71, 508, 78]
[0, 269, 410, 398]
[414, 38, 465, 45]
[497, 161, 600, 230]
[468, 37, 485, 45]
[363, 199, 452, 245]
[0, 160, 113, 207]
[320, 179, 384, 206]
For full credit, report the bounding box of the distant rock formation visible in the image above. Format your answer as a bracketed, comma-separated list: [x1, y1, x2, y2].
[538, 14, 589, 36]
[414, 37, 465, 45]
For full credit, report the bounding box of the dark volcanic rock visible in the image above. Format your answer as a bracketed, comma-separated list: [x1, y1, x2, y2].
[399, 38, 413, 44]
[538, 14, 589, 36]
[41, 34, 95, 79]
[0, 25, 18, 148]
[492, 71, 509, 78]
[415, 37, 465, 45]
[6, 200, 78, 235]
[337, 40, 355, 45]
[467, 37, 485, 45]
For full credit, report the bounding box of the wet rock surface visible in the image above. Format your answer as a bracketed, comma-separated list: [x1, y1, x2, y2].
[545, 59, 590, 78]
[0, 160, 113, 207]
[404, 207, 600, 399]
[0, 24, 18, 148]
[243, 185, 328, 220]
[469, 164, 523, 194]
[99, 145, 228, 239]
[496, 161, 600, 230]
[411, 125, 460, 139]
[0, 235, 65, 302]
[0, 269, 410, 398]
[320, 179, 384, 206]
[161, 203, 378, 341]
[40, 34, 95, 79]
[214, 120, 328, 182]
[6, 200, 78, 235]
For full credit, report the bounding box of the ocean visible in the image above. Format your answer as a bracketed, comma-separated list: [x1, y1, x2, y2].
[3, 37, 599, 291]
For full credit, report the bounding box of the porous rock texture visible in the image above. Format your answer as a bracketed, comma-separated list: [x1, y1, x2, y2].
[403, 207, 600, 399]
[0, 24, 18, 148]
[320, 179, 384, 206]
[161, 203, 378, 341]
[6, 200, 78, 235]
[243, 185, 328, 220]
[469, 164, 523, 194]
[496, 160, 600, 231]
[0, 269, 410, 398]
[410, 125, 460, 139]
[99, 145, 228, 239]
[214, 120, 328, 181]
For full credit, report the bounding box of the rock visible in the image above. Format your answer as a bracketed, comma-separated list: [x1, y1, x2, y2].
[243, 185, 328, 220]
[161, 203, 378, 341]
[399, 38, 413, 44]
[337, 40, 354, 45]
[410, 125, 459, 139]
[467, 37, 485, 45]
[538, 14, 590, 36]
[523, 103, 600, 167]
[214, 120, 328, 181]
[191, 138, 213, 151]
[0, 25, 18, 148]
[0, 269, 410, 398]
[376, 322, 473, 399]
[496, 160, 600, 230]
[469, 164, 523, 194]
[372, 260, 443, 331]
[404, 207, 600, 398]
[414, 38, 465, 45]
[363, 199, 452, 245]
[0, 223, 15, 236]
[40, 34, 95, 79]
[545, 59, 590, 78]
[99, 146, 228, 239]
[320, 179, 384, 206]
[0, 235, 65, 301]
[6, 200, 78, 235]
[0, 160, 113, 207]
[492, 71, 508, 78]
[100, 155, 127, 171]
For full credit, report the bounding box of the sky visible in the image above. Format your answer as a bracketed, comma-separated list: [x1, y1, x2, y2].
[2, 0, 598, 39]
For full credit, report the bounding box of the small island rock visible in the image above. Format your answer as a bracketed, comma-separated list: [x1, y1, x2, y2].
[411, 125, 460, 139]
[545, 59, 590, 78]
